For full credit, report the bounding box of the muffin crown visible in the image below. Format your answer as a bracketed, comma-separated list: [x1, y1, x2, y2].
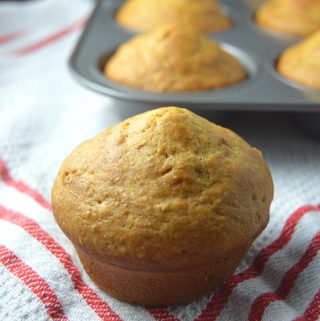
[281, 0, 320, 12]
[116, 0, 230, 33]
[256, 0, 320, 36]
[278, 30, 320, 88]
[105, 24, 246, 92]
[52, 107, 273, 270]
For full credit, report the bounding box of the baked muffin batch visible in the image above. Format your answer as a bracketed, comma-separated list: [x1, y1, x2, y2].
[51, 0, 318, 308]
[103, 0, 320, 91]
[49, 0, 320, 308]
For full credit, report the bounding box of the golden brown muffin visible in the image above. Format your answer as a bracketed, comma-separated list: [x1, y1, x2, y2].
[116, 0, 231, 33]
[256, 0, 320, 37]
[277, 30, 320, 89]
[104, 24, 247, 92]
[52, 107, 273, 307]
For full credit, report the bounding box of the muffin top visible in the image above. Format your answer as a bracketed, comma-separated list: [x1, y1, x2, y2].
[52, 107, 273, 270]
[104, 24, 246, 92]
[278, 30, 320, 88]
[256, 0, 320, 37]
[116, 0, 231, 33]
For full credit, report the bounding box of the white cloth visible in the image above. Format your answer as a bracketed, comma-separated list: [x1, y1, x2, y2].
[0, 1, 319, 320]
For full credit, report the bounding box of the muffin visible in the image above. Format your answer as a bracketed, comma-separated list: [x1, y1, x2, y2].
[277, 30, 320, 89]
[256, 0, 320, 37]
[115, 0, 231, 33]
[104, 24, 247, 92]
[52, 107, 273, 307]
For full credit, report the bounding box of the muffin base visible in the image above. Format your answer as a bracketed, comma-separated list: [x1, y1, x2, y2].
[76, 245, 250, 307]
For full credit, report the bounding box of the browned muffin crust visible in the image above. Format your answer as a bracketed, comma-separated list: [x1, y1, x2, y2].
[116, 0, 231, 33]
[52, 107, 273, 305]
[256, 0, 320, 37]
[278, 30, 320, 89]
[104, 24, 247, 92]
[52, 107, 273, 271]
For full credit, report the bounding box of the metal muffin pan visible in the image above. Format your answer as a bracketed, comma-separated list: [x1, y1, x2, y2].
[69, 0, 320, 112]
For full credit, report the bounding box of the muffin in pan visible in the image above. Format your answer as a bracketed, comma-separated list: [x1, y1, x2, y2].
[52, 107, 273, 307]
[277, 30, 320, 89]
[104, 24, 247, 92]
[256, 0, 320, 37]
[115, 0, 231, 33]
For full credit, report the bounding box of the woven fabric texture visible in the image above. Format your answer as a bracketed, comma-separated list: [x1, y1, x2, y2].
[0, 1, 319, 320]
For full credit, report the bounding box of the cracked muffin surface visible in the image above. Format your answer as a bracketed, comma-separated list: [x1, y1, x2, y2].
[104, 24, 247, 92]
[256, 0, 320, 37]
[52, 107, 273, 270]
[116, 0, 231, 33]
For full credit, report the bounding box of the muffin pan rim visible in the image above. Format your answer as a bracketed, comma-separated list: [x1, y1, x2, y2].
[69, 0, 320, 111]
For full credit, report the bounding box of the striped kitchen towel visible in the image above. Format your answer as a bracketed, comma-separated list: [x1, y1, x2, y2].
[0, 0, 320, 320]
[1, 159, 320, 321]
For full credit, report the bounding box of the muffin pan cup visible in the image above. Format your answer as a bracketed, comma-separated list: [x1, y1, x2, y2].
[70, 0, 320, 110]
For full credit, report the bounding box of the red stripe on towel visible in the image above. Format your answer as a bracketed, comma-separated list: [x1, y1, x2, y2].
[292, 289, 320, 321]
[0, 159, 51, 210]
[14, 17, 86, 56]
[196, 204, 320, 321]
[0, 205, 123, 321]
[0, 244, 68, 321]
[249, 232, 320, 321]
[0, 31, 25, 45]
[149, 308, 181, 321]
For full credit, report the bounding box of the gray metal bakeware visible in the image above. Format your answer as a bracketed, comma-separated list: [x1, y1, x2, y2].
[69, 0, 320, 113]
